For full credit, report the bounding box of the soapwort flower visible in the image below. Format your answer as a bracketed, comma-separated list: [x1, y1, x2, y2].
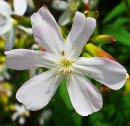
[5, 7, 127, 116]
[12, 104, 30, 125]
[0, 0, 32, 50]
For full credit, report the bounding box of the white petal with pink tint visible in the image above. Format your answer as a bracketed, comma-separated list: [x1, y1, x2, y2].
[5, 49, 59, 70]
[66, 73, 102, 116]
[16, 69, 63, 111]
[64, 12, 96, 59]
[73, 57, 127, 89]
[31, 8, 64, 56]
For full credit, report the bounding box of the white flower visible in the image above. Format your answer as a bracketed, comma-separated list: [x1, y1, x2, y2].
[0, 0, 32, 50]
[39, 109, 52, 126]
[12, 104, 30, 125]
[0, 64, 10, 82]
[5, 7, 127, 116]
[52, 0, 88, 26]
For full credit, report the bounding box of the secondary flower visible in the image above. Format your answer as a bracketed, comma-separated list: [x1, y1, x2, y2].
[0, 0, 32, 50]
[39, 109, 52, 126]
[0, 64, 10, 82]
[5, 7, 127, 116]
[12, 104, 30, 125]
[52, 0, 88, 26]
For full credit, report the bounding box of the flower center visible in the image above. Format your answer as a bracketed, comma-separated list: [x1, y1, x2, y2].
[55, 51, 75, 76]
[69, 2, 79, 12]
[57, 58, 74, 76]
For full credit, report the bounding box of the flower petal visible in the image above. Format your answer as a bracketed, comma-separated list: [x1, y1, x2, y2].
[19, 116, 25, 125]
[58, 10, 73, 26]
[31, 7, 64, 57]
[0, 0, 12, 17]
[12, 112, 19, 120]
[64, 12, 96, 59]
[0, 20, 12, 36]
[13, 0, 27, 15]
[73, 57, 127, 89]
[52, 0, 69, 11]
[16, 69, 63, 111]
[66, 73, 102, 116]
[5, 49, 59, 70]
[4, 25, 16, 50]
[18, 25, 32, 34]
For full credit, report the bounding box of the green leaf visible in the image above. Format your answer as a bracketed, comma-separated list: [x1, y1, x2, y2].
[103, 1, 130, 23]
[59, 80, 73, 110]
[54, 80, 81, 126]
[103, 25, 130, 47]
[112, 17, 129, 26]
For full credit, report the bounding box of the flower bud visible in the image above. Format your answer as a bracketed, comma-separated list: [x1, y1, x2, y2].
[82, 52, 92, 58]
[89, 11, 98, 19]
[84, 43, 117, 62]
[84, 11, 90, 17]
[84, 11, 99, 19]
[0, 37, 5, 50]
[11, 15, 31, 28]
[89, 35, 116, 44]
[125, 74, 130, 93]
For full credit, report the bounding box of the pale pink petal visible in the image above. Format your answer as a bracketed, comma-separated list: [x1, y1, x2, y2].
[0, 0, 12, 17]
[52, 0, 69, 11]
[66, 73, 102, 116]
[64, 12, 96, 59]
[13, 0, 27, 15]
[5, 49, 59, 70]
[16, 69, 63, 111]
[73, 57, 127, 89]
[31, 7, 64, 57]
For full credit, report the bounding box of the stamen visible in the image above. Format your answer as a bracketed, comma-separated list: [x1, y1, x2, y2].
[61, 50, 65, 56]
[54, 57, 75, 76]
